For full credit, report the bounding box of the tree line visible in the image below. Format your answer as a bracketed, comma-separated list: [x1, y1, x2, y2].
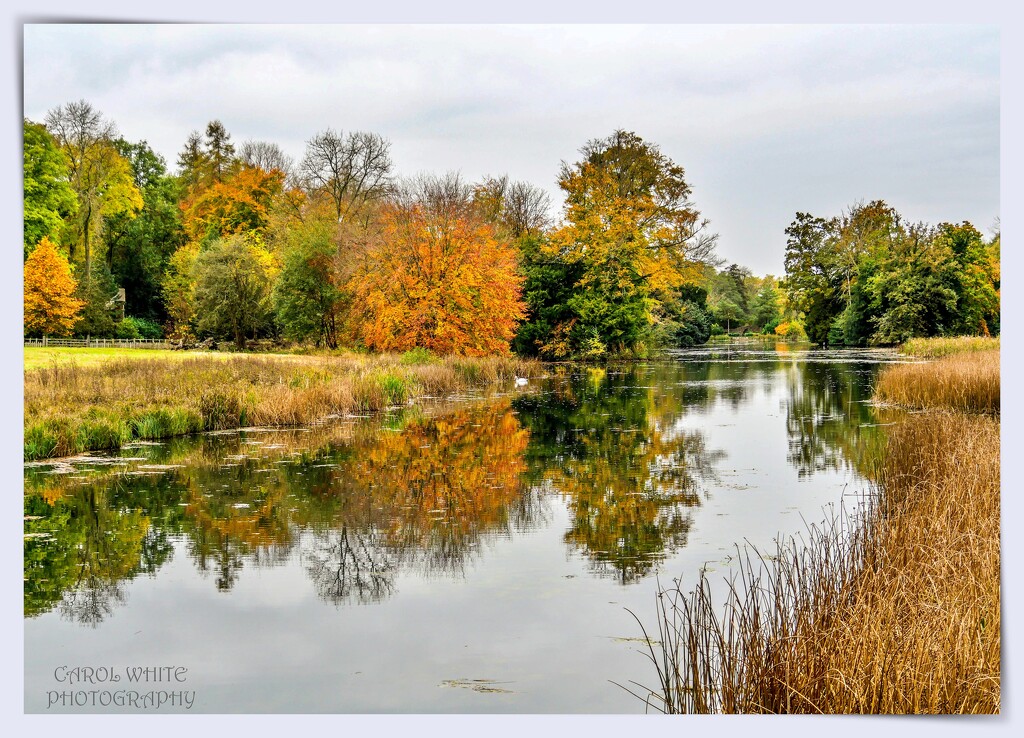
[23, 100, 998, 355]
[782, 201, 1000, 346]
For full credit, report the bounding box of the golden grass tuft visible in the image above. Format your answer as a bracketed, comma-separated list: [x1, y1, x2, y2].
[901, 335, 999, 359]
[874, 350, 999, 413]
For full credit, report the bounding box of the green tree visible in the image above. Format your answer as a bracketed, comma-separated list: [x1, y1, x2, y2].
[193, 234, 277, 349]
[272, 221, 345, 348]
[511, 234, 584, 356]
[44, 100, 143, 280]
[23, 120, 77, 257]
[103, 139, 186, 322]
[939, 222, 1000, 336]
[749, 278, 783, 333]
[203, 119, 238, 184]
[73, 263, 120, 337]
[708, 264, 752, 333]
[782, 212, 844, 344]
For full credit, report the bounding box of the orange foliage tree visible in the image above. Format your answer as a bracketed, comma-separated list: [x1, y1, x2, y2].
[181, 165, 284, 243]
[24, 237, 85, 336]
[349, 177, 526, 355]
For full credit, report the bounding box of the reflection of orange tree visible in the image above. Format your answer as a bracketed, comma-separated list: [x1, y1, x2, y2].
[300, 401, 531, 588]
[182, 466, 295, 591]
[516, 369, 723, 584]
[548, 427, 710, 584]
[24, 403, 534, 611]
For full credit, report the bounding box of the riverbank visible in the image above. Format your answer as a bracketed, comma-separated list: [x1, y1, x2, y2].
[24, 349, 542, 460]
[634, 338, 1000, 713]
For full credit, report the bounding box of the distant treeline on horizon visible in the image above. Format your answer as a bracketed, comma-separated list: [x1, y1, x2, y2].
[24, 101, 1000, 356]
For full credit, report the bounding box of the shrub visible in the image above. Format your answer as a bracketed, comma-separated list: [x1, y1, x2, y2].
[400, 347, 435, 366]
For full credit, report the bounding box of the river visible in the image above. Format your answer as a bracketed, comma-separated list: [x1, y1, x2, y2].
[23, 343, 905, 713]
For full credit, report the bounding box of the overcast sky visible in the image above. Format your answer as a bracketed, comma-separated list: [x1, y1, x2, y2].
[22, 23, 999, 275]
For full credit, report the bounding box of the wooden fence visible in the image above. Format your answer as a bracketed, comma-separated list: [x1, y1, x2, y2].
[24, 337, 172, 349]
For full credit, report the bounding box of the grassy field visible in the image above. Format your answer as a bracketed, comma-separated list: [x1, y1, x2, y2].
[634, 337, 1000, 714]
[23, 348, 542, 460]
[23, 346, 301, 370]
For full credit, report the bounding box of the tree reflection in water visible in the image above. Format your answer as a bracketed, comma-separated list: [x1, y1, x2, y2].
[23, 347, 894, 624]
[515, 366, 725, 583]
[24, 400, 539, 618]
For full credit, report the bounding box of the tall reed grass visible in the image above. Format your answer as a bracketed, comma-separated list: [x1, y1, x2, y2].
[901, 335, 999, 358]
[24, 352, 541, 460]
[628, 351, 1000, 714]
[875, 350, 999, 414]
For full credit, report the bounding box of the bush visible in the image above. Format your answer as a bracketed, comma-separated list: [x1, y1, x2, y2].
[115, 318, 142, 339]
[775, 321, 808, 340]
[400, 347, 435, 365]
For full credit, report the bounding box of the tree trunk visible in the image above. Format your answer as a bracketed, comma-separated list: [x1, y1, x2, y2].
[83, 207, 92, 282]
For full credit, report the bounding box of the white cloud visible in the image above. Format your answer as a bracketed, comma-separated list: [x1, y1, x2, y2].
[23, 23, 999, 274]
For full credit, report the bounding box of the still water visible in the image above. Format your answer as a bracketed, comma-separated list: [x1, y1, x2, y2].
[24, 344, 903, 713]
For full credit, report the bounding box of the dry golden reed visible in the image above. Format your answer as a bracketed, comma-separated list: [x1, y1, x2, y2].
[875, 349, 999, 414]
[628, 349, 1000, 714]
[901, 335, 999, 359]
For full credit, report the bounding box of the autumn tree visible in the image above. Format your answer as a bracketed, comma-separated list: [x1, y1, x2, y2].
[473, 175, 552, 239]
[299, 129, 393, 223]
[349, 173, 526, 355]
[161, 242, 201, 340]
[182, 165, 285, 243]
[529, 130, 718, 358]
[239, 140, 293, 178]
[23, 120, 77, 257]
[44, 100, 143, 280]
[23, 237, 85, 336]
[193, 234, 277, 349]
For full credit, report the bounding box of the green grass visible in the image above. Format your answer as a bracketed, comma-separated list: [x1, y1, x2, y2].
[23, 346, 275, 370]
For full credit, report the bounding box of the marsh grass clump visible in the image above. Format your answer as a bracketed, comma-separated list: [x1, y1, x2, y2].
[630, 351, 1000, 714]
[875, 349, 999, 413]
[902, 335, 999, 359]
[24, 351, 543, 459]
[400, 347, 436, 366]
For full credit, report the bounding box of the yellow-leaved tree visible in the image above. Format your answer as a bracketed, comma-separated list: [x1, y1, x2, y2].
[24, 237, 85, 336]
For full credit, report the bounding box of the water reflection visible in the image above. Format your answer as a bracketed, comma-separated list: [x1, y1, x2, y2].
[24, 346, 898, 626]
[783, 361, 889, 479]
[24, 400, 539, 620]
[514, 367, 725, 584]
